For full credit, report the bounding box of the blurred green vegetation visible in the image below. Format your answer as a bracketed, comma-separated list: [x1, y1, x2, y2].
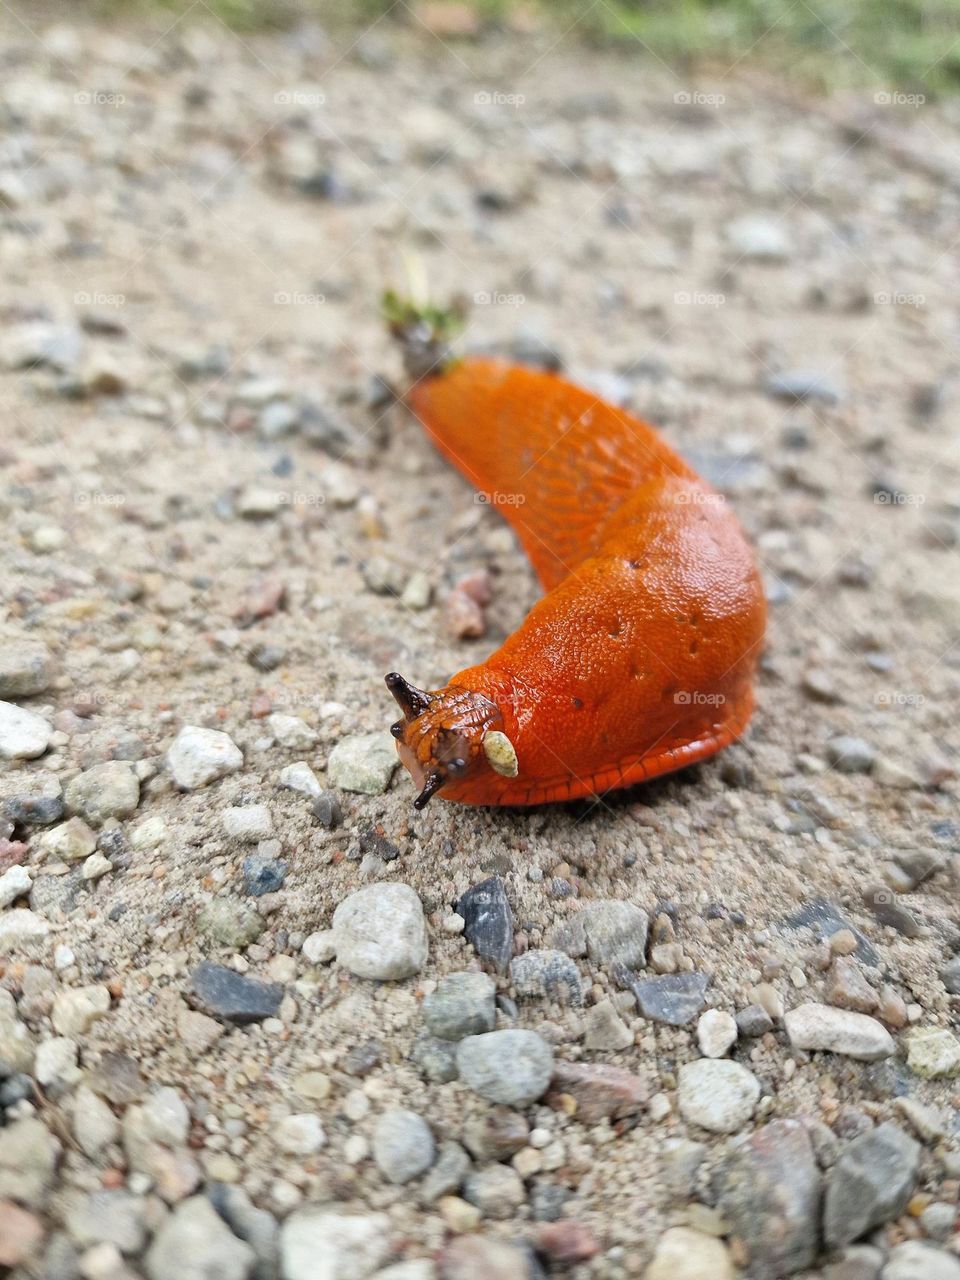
[92, 0, 960, 93]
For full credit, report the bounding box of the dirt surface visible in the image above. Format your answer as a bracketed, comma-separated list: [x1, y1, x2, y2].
[1, 8, 960, 1280]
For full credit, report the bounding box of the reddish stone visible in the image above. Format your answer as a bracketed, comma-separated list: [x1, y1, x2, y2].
[0, 1200, 43, 1268]
[533, 1219, 601, 1262]
[548, 1062, 649, 1123]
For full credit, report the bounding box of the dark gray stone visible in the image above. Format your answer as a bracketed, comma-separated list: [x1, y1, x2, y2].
[765, 369, 844, 405]
[630, 972, 709, 1026]
[862, 886, 923, 938]
[714, 1119, 821, 1278]
[509, 949, 583, 1005]
[736, 1004, 774, 1037]
[410, 1033, 458, 1084]
[190, 962, 283, 1025]
[311, 791, 342, 830]
[0, 770, 63, 826]
[783, 899, 878, 966]
[423, 971, 496, 1040]
[456, 876, 514, 973]
[942, 956, 960, 995]
[823, 1122, 920, 1248]
[241, 856, 287, 897]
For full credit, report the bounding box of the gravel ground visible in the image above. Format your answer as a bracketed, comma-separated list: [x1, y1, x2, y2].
[1, 7, 959, 1280]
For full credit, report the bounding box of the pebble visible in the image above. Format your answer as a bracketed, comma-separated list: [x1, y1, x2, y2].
[420, 1140, 471, 1203]
[301, 930, 337, 965]
[267, 714, 317, 750]
[906, 1027, 960, 1077]
[784, 1002, 895, 1060]
[0, 989, 34, 1072]
[0, 909, 50, 954]
[920, 1202, 955, 1241]
[208, 1184, 279, 1280]
[0, 701, 52, 759]
[0, 1116, 60, 1207]
[411, 1033, 459, 1084]
[145, 1195, 254, 1280]
[82, 851, 112, 881]
[462, 1164, 526, 1219]
[64, 762, 139, 825]
[67, 1189, 146, 1255]
[554, 898, 649, 969]
[645, 1226, 734, 1280]
[177, 1009, 224, 1055]
[222, 805, 274, 841]
[35, 1036, 81, 1092]
[825, 958, 879, 1013]
[372, 1109, 435, 1184]
[582, 997, 634, 1051]
[766, 369, 844, 405]
[437, 1236, 529, 1280]
[311, 791, 342, 828]
[0, 1199, 43, 1267]
[332, 883, 428, 980]
[824, 1122, 919, 1247]
[548, 1062, 649, 1122]
[677, 1059, 760, 1133]
[826, 735, 876, 773]
[0, 769, 63, 825]
[326, 732, 397, 795]
[189, 962, 283, 1024]
[0, 640, 56, 697]
[278, 761, 322, 798]
[631, 972, 709, 1026]
[0, 864, 31, 908]
[197, 897, 263, 947]
[457, 1030, 553, 1105]
[736, 1003, 775, 1037]
[73, 1086, 120, 1158]
[168, 726, 243, 790]
[241, 856, 287, 897]
[883, 1242, 960, 1280]
[456, 876, 514, 972]
[280, 1211, 390, 1280]
[715, 1119, 820, 1275]
[52, 985, 110, 1036]
[40, 817, 98, 862]
[274, 1113, 326, 1156]
[696, 1009, 738, 1057]
[509, 949, 583, 1005]
[423, 971, 496, 1040]
[726, 214, 792, 261]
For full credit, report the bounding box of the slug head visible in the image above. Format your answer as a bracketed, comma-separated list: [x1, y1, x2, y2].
[385, 671, 517, 808]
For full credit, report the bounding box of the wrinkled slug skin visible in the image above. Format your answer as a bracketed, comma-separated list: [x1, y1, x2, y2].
[405, 357, 766, 805]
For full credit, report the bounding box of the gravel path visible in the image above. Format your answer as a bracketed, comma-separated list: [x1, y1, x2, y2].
[1, 8, 959, 1279]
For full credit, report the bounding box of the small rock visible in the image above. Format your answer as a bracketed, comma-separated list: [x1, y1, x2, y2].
[631, 972, 709, 1026]
[189, 962, 282, 1024]
[35, 1036, 81, 1092]
[168, 726, 243, 790]
[882, 1243, 960, 1280]
[51, 985, 110, 1036]
[824, 1122, 920, 1247]
[280, 1211, 390, 1280]
[509, 949, 583, 1005]
[0, 864, 31, 908]
[863, 886, 923, 938]
[645, 1226, 734, 1280]
[582, 998, 634, 1051]
[267, 714, 317, 750]
[736, 1003, 774, 1037]
[0, 989, 34, 1072]
[301, 930, 337, 965]
[241, 856, 287, 898]
[274, 1114, 325, 1156]
[456, 877, 514, 973]
[0, 702, 52, 759]
[0, 769, 63, 826]
[437, 1236, 529, 1280]
[0, 1116, 60, 1207]
[919, 1202, 956, 1241]
[145, 1195, 254, 1280]
[457, 1030, 553, 1105]
[311, 791, 342, 828]
[548, 1062, 648, 1122]
[332, 882, 427, 980]
[278, 761, 322, 798]
[660, 1139, 707, 1199]
[678, 1059, 760, 1133]
[726, 214, 792, 261]
[197, 898, 263, 947]
[39, 817, 98, 862]
[222, 805, 273, 842]
[420, 1141, 471, 1203]
[0, 1199, 44, 1267]
[895, 1096, 949, 1142]
[63, 762, 139, 825]
[73, 1086, 120, 1157]
[462, 1164, 526, 1220]
[714, 1119, 820, 1277]
[906, 1027, 960, 1078]
[0, 909, 50, 954]
[826, 736, 876, 773]
[372, 1109, 435, 1184]
[411, 1033, 459, 1084]
[0, 640, 56, 698]
[696, 1009, 738, 1058]
[423, 971, 496, 1040]
[327, 732, 397, 795]
[554, 898, 648, 969]
[784, 1003, 895, 1060]
[462, 1107, 528, 1163]
[66, 1188, 146, 1255]
[826, 957, 879, 1013]
[766, 369, 844, 405]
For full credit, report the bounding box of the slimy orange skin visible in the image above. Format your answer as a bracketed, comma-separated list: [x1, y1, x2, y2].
[387, 357, 766, 808]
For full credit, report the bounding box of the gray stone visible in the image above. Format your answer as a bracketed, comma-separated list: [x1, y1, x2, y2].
[419, 1141, 470, 1203]
[462, 1107, 528, 1162]
[0, 909, 50, 954]
[197, 898, 264, 948]
[372, 1109, 435, 1184]
[222, 805, 274, 842]
[278, 761, 322, 798]
[631, 972, 709, 1026]
[462, 1164, 526, 1219]
[919, 1202, 956, 1241]
[327, 732, 397, 795]
[677, 1059, 760, 1134]
[456, 877, 514, 973]
[825, 736, 876, 773]
[0, 1116, 60, 1208]
[0, 640, 56, 697]
[509, 949, 583, 1005]
[410, 1033, 458, 1083]
[863, 886, 923, 938]
[941, 955, 960, 994]
[332, 883, 427, 980]
[582, 997, 634, 1051]
[825, 1245, 884, 1280]
[456, 1030, 553, 1106]
[890, 847, 944, 890]
[726, 214, 792, 261]
[242, 856, 287, 897]
[554, 899, 648, 969]
[207, 1184, 280, 1280]
[0, 701, 52, 759]
[39, 817, 97, 861]
[0, 769, 63, 825]
[168, 725, 243, 790]
[783, 900, 878, 967]
[423, 971, 496, 1040]
[66, 1189, 146, 1254]
[280, 1210, 390, 1280]
[0, 988, 35, 1073]
[64, 762, 139, 825]
[882, 1242, 960, 1280]
[736, 1004, 774, 1037]
[823, 1122, 920, 1247]
[145, 1195, 254, 1280]
[714, 1119, 821, 1278]
[907, 1027, 960, 1078]
[660, 1138, 707, 1199]
[765, 369, 844, 405]
[784, 1003, 894, 1060]
[190, 962, 282, 1024]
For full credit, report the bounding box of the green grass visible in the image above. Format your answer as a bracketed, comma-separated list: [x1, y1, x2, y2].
[90, 0, 960, 93]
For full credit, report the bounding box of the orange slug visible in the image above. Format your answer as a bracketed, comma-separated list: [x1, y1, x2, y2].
[384, 309, 766, 810]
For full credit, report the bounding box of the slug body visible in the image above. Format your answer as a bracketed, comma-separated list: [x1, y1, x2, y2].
[388, 356, 766, 808]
